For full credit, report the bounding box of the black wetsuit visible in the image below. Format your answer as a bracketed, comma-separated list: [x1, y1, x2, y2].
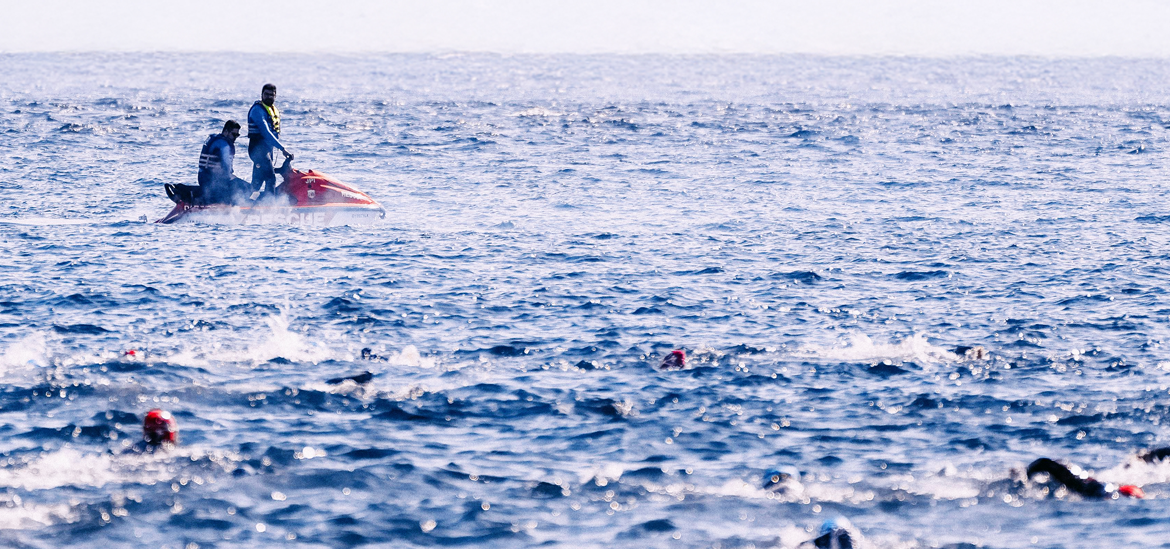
[1026, 458, 1110, 498]
[813, 530, 854, 549]
[326, 371, 374, 385]
[1138, 447, 1170, 463]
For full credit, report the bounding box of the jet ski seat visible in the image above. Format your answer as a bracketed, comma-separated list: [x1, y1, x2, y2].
[165, 183, 203, 205]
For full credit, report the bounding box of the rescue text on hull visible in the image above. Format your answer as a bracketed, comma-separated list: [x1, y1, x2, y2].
[158, 164, 386, 227]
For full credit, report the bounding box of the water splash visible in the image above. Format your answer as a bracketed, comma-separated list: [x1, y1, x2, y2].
[798, 333, 957, 364]
[0, 448, 177, 491]
[241, 313, 335, 365]
[0, 332, 50, 371]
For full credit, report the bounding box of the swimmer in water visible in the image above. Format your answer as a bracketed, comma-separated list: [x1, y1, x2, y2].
[800, 516, 857, 549]
[1136, 447, 1170, 464]
[361, 347, 386, 361]
[337, 349, 382, 384]
[952, 345, 987, 360]
[763, 465, 803, 496]
[658, 350, 685, 370]
[1026, 457, 1143, 499]
[326, 371, 375, 385]
[142, 408, 178, 450]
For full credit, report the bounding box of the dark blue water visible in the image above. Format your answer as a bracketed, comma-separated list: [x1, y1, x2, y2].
[4, 53, 1170, 548]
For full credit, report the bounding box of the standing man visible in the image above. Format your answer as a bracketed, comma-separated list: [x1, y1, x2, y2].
[197, 120, 250, 204]
[248, 83, 293, 196]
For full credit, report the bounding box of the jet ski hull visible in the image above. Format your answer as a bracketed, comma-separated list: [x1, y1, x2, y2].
[158, 202, 385, 226]
[157, 168, 385, 226]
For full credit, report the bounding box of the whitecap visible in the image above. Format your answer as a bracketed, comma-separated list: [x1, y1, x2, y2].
[0, 332, 50, 372]
[798, 333, 957, 365]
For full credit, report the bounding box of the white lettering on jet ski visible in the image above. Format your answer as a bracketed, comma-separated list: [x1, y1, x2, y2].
[242, 211, 329, 226]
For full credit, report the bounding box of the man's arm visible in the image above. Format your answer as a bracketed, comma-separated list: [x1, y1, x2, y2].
[216, 141, 233, 177]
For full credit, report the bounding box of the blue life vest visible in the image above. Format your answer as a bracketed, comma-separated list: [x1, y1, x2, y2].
[197, 134, 234, 186]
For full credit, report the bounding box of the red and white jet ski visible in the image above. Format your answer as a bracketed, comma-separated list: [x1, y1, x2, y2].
[158, 164, 385, 226]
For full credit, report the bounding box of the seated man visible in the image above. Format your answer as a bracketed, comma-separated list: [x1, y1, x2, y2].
[197, 120, 251, 204]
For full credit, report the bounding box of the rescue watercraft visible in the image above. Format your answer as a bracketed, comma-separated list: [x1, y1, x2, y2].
[158, 164, 385, 226]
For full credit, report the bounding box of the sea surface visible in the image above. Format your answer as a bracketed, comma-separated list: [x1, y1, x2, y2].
[3, 53, 1170, 548]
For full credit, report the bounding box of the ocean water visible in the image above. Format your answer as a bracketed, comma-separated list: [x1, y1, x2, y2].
[3, 53, 1170, 548]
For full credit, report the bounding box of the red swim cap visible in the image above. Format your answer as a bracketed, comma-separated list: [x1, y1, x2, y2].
[659, 350, 686, 370]
[143, 409, 178, 445]
[1119, 485, 1144, 499]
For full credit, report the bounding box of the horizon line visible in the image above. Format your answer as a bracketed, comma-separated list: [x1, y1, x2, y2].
[6, 50, 1170, 60]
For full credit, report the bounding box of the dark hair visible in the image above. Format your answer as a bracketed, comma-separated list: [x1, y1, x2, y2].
[223, 120, 241, 132]
[262, 83, 276, 92]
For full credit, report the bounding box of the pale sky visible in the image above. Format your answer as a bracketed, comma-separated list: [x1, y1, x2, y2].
[4, 0, 1170, 56]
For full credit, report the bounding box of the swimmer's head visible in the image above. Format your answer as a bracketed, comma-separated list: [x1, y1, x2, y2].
[143, 409, 178, 446]
[819, 516, 852, 536]
[763, 466, 801, 491]
[659, 350, 686, 370]
[1119, 484, 1145, 499]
